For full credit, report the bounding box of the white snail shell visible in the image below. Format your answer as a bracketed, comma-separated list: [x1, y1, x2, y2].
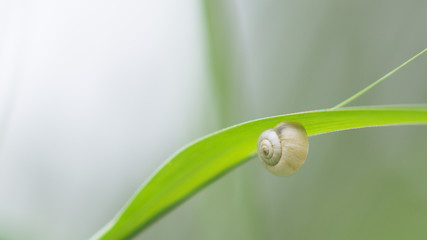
[257, 122, 309, 176]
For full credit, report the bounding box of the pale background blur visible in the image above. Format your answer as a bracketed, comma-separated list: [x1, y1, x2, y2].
[0, 0, 426, 239]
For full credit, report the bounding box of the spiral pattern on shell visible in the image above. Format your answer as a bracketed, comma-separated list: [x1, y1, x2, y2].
[257, 122, 309, 176]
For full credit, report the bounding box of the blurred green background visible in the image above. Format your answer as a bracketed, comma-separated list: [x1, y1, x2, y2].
[144, 1, 427, 240]
[1, 0, 426, 239]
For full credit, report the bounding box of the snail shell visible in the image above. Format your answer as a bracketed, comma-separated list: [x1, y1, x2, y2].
[257, 122, 309, 176]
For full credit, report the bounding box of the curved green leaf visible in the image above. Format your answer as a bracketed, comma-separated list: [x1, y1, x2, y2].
[92, 105, 427, 239]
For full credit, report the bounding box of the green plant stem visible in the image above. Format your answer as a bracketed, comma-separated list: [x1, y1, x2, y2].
[91, 105, 427, 240]
[332, 48, 427, 109]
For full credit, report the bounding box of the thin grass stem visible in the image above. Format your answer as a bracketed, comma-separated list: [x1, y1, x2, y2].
[332, 48, 427, 109]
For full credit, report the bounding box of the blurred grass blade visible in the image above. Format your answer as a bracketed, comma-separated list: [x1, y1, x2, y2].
[92, 105, 427, 240]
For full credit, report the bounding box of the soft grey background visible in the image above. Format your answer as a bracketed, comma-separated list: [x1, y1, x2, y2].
[1, 0, 426, 239]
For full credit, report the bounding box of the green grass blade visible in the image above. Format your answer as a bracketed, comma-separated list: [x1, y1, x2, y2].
[332, 48, 427, 109]
[92, 105, 427, 240]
